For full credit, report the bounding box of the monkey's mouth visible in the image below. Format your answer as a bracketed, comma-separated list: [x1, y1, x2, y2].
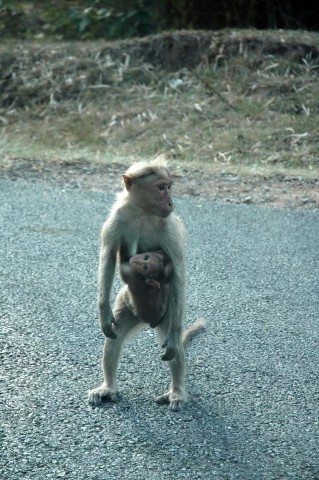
[160, 208, 173, 218]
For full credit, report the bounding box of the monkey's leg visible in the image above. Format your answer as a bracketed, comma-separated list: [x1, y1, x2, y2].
[88, 291, 144, 406]
[155, 322, 187, 411]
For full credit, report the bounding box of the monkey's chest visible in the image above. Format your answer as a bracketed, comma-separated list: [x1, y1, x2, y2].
[136, 231, 162, 253]
[121, 230, 161, 262]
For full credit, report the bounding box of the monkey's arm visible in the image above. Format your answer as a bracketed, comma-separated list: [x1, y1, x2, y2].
[160, 218, 186, 361]
[119, 242, 138, 285]
[120, 264, 140, 288]
[98, 218, 121, 339]
[161, 266, 185, 360]
[120, 260, 135, 281]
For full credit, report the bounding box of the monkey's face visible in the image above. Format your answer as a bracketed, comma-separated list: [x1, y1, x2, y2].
[153, 175, 174, 218]
[130, 174, 174, 218]
[129, 252, 164, 277]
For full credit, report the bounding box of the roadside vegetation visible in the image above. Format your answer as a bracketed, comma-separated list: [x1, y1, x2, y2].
[0, 29, 318, 181]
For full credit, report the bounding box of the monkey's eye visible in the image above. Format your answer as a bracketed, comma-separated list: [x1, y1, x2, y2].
[143, 264, 148, 270]
[168, 184, 172, 190]
[158, 184, 165, 191]
[144, 255, 149, 260]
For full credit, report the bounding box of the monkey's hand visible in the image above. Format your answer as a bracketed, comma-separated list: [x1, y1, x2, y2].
[101, 319, 117, 339]
[99, 301, 117, 339]
[100, 314, 117, 339]
[145, 278, 161, 290]
[161, 333, 179, 361]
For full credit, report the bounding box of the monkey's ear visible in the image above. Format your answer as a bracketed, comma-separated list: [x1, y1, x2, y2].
[123, 175, 133, 191]
[164, 262, 173, 277]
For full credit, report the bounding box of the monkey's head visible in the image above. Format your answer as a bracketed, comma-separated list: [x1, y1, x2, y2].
[122, 157, 174, 218]
[129, 251, 169, 278]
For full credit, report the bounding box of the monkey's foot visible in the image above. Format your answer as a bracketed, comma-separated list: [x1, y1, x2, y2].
[87, 384, 119, 406]
[155, 390, 187, 411]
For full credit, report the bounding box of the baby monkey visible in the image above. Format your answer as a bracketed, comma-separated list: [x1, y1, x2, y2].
[121, 251, 172, 329]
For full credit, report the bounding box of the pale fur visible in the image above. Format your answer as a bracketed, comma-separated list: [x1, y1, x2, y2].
[182, 318, 206, 349]
[88, 158, 203, 411]
[124, 153, 168, 180]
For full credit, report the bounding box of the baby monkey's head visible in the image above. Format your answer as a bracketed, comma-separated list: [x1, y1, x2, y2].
[129, 251, 169, 278]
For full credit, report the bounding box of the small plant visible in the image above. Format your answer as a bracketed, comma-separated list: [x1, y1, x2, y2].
[43, 1, 160, 40]
[0, 1, 27, 38]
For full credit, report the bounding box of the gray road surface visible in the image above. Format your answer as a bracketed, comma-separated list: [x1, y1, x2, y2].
[0, 178, 318, 480]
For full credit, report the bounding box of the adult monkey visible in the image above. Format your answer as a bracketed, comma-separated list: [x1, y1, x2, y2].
[88, 155, 202, 410]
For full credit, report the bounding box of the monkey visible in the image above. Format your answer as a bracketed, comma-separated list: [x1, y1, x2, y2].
[120, 251, 172, 328]
[88, 155, 204, 410]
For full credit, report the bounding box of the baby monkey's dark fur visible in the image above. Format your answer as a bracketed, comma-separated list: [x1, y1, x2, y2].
[121, 251, 172, 328]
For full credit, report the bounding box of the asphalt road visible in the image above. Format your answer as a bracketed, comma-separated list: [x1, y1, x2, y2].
[0, 178, 318, 480]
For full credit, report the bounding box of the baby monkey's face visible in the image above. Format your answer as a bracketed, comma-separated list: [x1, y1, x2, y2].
[129, 252, 164, 277]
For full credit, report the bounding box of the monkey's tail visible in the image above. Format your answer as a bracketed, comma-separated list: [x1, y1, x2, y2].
[182, 318, 206, 350]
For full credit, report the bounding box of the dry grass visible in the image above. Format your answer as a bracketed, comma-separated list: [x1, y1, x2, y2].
[0, 29, 319, 178]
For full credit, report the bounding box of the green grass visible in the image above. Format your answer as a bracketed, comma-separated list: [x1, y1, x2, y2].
[0, 30, 319, 178]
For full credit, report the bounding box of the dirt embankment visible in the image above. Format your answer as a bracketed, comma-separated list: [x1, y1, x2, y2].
[0, 30, 318, 209]
[1, 30, 319, 109]
[1, 157, 318, 210]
